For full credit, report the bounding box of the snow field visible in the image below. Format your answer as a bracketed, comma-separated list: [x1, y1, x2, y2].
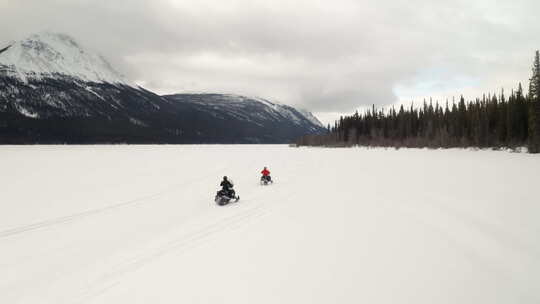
[0, 145, 539, 303]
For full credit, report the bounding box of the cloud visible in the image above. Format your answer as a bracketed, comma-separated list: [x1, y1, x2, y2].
[1, 0, 540, 118]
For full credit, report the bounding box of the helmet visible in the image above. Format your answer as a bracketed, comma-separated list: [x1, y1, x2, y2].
[223, 176, 228, 180]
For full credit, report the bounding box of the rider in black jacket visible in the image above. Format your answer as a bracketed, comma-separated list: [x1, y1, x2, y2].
[220, 176, 235, 197]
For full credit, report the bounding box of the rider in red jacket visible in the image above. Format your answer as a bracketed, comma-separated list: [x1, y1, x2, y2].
[261, 167, 272, 183]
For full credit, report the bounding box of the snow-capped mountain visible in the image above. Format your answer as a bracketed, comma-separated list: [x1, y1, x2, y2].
[0, 32, 128, 84]
[0, 33, 324, 144]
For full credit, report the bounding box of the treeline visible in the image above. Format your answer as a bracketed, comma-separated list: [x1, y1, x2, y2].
[297, 51, 540, 153]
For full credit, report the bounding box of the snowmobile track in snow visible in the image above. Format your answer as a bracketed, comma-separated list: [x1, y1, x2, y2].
[0, 194, 163, 239]
[69, 175, 302, 304]
[0, 165, 230, 239]
[71, 204, 271, 304]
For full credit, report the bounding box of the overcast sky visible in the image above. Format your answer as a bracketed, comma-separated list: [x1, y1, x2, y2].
[1, 0, 540, 123]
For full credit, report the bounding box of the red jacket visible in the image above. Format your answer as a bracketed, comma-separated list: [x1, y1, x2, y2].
[261, 169, 270, 176]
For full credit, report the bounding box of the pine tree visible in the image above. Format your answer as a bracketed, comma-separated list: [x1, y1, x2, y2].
[529, 51, 540, 100]
[529, 50, 540, 153]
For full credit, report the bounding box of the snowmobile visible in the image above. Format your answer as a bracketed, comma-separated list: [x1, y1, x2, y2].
[260, 175, 273, 185]
[215, 189, 240, 206]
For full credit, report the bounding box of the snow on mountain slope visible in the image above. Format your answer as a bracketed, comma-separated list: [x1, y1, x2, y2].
[239, 96, 323, 127]
[0, 146, 539, 304]
[0, 32, 128, 84]
[298, 108, 324, 127]
[165, 93, 325, 132]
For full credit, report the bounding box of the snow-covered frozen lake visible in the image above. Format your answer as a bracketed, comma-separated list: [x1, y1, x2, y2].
[1, 145, 539, 303]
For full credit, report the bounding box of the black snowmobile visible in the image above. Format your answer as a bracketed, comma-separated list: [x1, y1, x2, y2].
[260, 175, 273, 185]
[214, 189, 240, 206]
[215, 176, 240, 206]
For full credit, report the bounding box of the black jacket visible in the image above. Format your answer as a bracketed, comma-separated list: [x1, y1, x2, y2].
[220, 180, 233, 190]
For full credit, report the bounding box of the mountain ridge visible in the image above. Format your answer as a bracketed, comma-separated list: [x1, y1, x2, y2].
[0, 33, 325, 144]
